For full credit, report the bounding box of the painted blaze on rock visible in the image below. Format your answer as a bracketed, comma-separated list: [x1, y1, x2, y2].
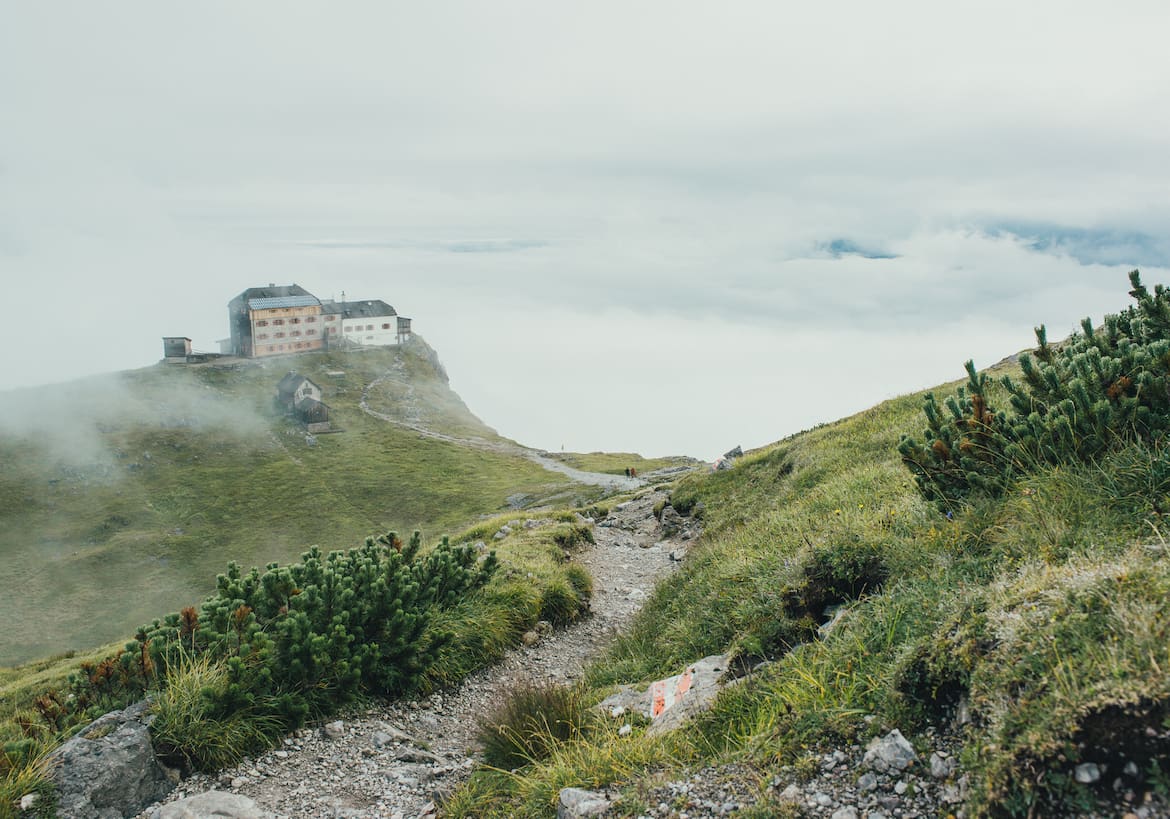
[599, 654, 732, 736]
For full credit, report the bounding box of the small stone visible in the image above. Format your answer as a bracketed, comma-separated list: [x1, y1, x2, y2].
[521, 630, 540, 647]
[857, 772, 878, 792]
[831, 808, 858, 819]
[778, 784, 802, 803]
[894, 780, 908, 795]
[19, 793, 38, 811]
[863, 728, 919, 773]
[322, 720, 345, 740]
[814, 791, 834, 806]
[930, 751, 954, 779]
[610, 706, 626, 719]
[618, 724, 632, 737]
[1075, 762, 1102, 784]
[274, 750, 289, 759]
[1125, 761, 1140, 778]
[557, 786, 611, 817]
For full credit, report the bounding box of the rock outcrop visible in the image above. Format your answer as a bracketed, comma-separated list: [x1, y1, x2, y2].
[49, 701, 176, 819]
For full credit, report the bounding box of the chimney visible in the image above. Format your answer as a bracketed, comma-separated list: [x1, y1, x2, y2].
[269, 282, 276, 287]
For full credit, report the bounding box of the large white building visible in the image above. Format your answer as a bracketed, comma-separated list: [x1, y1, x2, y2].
[228, 286, 411, 358]
[320, 298, 412, 347]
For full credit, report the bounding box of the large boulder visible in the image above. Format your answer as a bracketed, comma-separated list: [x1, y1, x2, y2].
[49, 701, 176, 819]
[557, 787, 612, 818]
[597, 654, 733, 737]
[659, 504, 684, 537]
[156, 790, 273, 819]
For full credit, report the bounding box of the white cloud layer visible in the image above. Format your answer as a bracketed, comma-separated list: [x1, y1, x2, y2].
[3, 1, 1169, 456]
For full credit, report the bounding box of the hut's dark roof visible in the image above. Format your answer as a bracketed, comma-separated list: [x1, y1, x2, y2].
[231, 284, 317, 309]
[320, 299, 396, 319]
[277, 372, 318, 398]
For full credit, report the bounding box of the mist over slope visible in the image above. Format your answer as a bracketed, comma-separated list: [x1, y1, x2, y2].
[0, 340, 589, 665]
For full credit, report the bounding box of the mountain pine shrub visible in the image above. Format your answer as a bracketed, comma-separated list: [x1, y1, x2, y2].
[899, 270, 1170, 509]
[60, 532, 497, 744]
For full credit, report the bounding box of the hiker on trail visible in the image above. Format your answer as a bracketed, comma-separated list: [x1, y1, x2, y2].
[631, 467, 637, 478]
[625, 467, 631, 478]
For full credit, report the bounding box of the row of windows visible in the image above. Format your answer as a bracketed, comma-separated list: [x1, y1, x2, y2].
[343, 324, 385, 332]
[256, 316, 321, 327]
[262, 341, 317, 353]
[256, 329, 318, 340]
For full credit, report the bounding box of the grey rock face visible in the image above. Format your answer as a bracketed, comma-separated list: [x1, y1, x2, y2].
[596, 654, 733, 737]
[156, 790, 272, 819]
[863, 729, 919, 773]
[659, 504, 684, 537]
[49, 701, 175, 819]
[557, 786, 611, 817]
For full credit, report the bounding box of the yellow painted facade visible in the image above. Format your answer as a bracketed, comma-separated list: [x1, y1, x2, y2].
[249, 303, 324, 357]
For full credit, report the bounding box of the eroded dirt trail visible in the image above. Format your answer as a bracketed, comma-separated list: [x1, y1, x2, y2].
[140, 491, 697, 819]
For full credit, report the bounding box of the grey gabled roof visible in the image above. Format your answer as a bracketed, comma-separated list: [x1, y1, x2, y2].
[249, 295, 320, 310]
[319, 298, 397, 319]
[277, 372, 319, 397]
[231, 284, 318, 309]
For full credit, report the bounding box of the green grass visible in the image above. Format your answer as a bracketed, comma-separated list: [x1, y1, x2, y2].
[444, 355, 1170, 816]
[0, 503, 603, 816]
[0, 341, 586, 665]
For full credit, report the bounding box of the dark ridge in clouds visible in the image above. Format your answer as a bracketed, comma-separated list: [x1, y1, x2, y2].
[818, 239, 899, 260]
[987, 223, 1170, 269]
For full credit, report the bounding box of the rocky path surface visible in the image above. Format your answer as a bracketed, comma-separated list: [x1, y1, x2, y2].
[138, 491, 694, 819]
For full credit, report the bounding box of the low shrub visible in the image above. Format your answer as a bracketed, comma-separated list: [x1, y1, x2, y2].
[551, 524, 595, 551]
[540, 578, 583, 626]
[476, 683, 592, 771]
[900, 270, 1170, 510]
[149, 650, 281, 773]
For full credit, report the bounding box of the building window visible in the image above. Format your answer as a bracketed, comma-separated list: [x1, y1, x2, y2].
[273, 319, 284, 326]
[306, 316, 316, 323]
[329, 327, 337, 334]
[290, 317, 300, 324]
[257, 320, 268, 327]
[257, 333, 269, 340]
[345, 326, 353, 332]
[291, 330, 301, 337]
[324, 315, 335, 322]
[275, 332, 285, 339]
[382, 323, 390, 329]
[306, 329, 316, 336]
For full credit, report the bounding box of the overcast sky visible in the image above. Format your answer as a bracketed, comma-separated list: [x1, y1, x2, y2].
[3, 2, 1169, 458]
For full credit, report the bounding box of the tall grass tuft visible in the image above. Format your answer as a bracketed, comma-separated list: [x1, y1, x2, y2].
[477, 683, 593, 771]
[149, 649, 280, 773]
[0, 743, 55, 819]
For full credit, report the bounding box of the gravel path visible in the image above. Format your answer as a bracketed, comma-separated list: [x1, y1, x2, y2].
[139, 491, 691, 819]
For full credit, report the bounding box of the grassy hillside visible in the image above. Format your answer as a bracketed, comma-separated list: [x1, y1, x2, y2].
[0, 341, 590, 665]
[449, 353, 1170, 816]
